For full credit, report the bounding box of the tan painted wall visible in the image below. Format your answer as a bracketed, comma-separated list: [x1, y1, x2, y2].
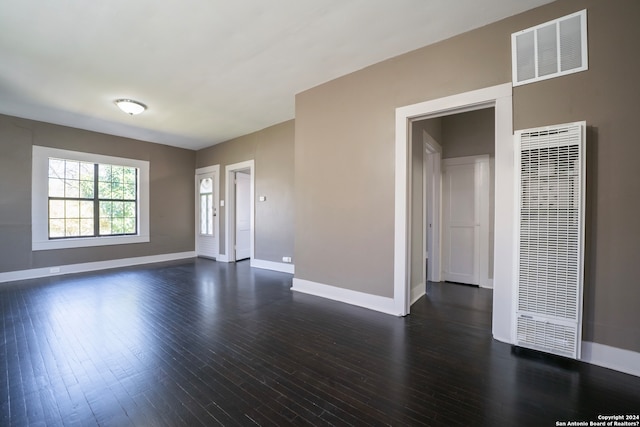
[511, 1, 640, 352]
[0, 114, 195, 273]
[295, 0, 640, 352]
[410, 121, 424, 292]
[196, 120, 294, 263]
[441, 108, 495, 159]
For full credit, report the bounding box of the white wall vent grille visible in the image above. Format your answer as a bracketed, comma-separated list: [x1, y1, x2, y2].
[514, 122, 586, 359]
[516, 315, 577, 357]
[512, 9, 588, 86]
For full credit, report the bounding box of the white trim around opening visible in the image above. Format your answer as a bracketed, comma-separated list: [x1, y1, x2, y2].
[224, 160, 255, 263]
[394, 83, 514, 344]
[195, 164, 220, 260]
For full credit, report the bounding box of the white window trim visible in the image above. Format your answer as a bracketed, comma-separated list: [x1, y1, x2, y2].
[32, 146, 150, 251]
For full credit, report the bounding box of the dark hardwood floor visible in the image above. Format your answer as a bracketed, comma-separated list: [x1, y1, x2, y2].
[1, 258, 639, 426]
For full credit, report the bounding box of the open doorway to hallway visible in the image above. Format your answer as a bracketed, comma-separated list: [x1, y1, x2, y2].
[409, 108, 496, 313]
[224, 160, 255, 263]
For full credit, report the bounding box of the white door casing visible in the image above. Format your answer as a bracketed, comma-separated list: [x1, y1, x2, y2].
[195, 165, 220, 259]
[235, 171, 251, 260]
[394, 83, 513, 345]
[224, 160, 255, 263]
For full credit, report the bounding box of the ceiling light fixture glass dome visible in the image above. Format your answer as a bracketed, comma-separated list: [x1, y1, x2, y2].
[115, 99, 147, 115]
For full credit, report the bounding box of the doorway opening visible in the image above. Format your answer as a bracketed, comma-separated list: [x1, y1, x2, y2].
[409, 111, 494, 306]
[224, 160, 255, 263]
[394, 83, 515, 344]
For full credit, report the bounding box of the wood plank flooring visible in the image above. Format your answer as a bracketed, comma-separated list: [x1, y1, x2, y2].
[1, 258, 639, 426]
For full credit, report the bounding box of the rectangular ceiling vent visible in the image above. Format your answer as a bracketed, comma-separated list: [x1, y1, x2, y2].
[513, 121, 586, 359]
[512, 9, 588, 86]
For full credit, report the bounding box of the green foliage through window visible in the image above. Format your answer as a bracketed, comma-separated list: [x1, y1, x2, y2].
[48, 158, 138, 239]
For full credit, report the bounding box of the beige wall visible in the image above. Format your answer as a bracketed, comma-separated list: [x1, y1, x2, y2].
[0, 114, 195, 273]
[410, 121, 424, 292]
[511, 1, 640, 352]
[441, 108, 495, 159]
[295, 0, 640, 353]
[196, 120, 294, 263]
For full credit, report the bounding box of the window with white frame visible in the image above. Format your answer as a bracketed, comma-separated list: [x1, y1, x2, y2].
[32, 146, 149, 250]
[199, 177, 214, 235]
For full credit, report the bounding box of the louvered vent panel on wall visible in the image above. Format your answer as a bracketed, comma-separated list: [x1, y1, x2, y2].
[512, 9, 588, 86]
[514, 122, 585, 359]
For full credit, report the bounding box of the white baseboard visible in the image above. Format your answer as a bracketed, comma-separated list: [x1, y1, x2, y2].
[491, 335, 640, 378]
[292, 278, 399, 316]
[410, 284, 425, 305]
[250, 259, 294, 274]
[0, 251, 196, 284]
[480, 278, 494, 289]
[581, 341, 640, 378]
[216, 254, 230, 263]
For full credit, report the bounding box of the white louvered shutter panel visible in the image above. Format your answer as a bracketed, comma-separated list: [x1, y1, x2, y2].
[512, 10, 588, 86]
[514, 122, 586, 359]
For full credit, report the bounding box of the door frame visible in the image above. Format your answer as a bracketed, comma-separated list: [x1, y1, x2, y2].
[224, 160, 255, 263]
[195, 165, 220, 259]
[423, 130, 442, 285]
[233, 170, 251, 261]
[394, 83, 514, 344]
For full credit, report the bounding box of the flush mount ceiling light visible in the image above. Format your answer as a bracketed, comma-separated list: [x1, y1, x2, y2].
[115, 99, 147, 115]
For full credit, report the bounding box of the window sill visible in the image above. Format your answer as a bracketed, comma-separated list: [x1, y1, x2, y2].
[32, 234, 150, 251]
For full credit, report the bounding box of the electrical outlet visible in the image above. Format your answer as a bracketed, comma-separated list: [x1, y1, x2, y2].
[282, 257, 292, 263]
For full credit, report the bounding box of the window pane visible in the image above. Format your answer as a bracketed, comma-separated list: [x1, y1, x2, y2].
[200, 194, 207, 234]
[123, 202, 136, 218]
[112, 182, 124, 199]
[80, 162, 94, 181]
[99, 218, 111, 235]
[207, 194, 213, 236]
[98, 164, 111, 181]
[111, 166, 124, 185]
[80, 180, 94, 198]
[65, 180, 79, 198]
[124, 217, 136, 234]
[112, 218, 125, 234]
[200, 177, 212, 194]
[49, 219, 65, 238]
[80, 219, 94, 236]
[65, 161, 79, 180]
[80, 201, 94, 218]
[124, 184, 136, 200]
[123, 168, 136, 184]
[65, 200, 79, 218]
[65, 219, 80, 237]
[98, 181, 111, 199]
[49, 178, 64, 197]
[100, 202, 112, 219]
[49, 200, 65, 219]
[112, 202, 125, 218]
[49, 159, 65, 178]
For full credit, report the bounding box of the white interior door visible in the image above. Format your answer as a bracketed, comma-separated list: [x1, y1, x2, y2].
[195, 166, 219, 259]
[442, 156, 489, 285]
[235, 171, 251, 260]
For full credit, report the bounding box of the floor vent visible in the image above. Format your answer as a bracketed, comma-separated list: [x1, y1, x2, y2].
[512, 9, 588, 86]
[514, 121, 586, 359]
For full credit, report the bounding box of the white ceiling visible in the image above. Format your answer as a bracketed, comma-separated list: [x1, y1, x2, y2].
[0, 0, 553, 150]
